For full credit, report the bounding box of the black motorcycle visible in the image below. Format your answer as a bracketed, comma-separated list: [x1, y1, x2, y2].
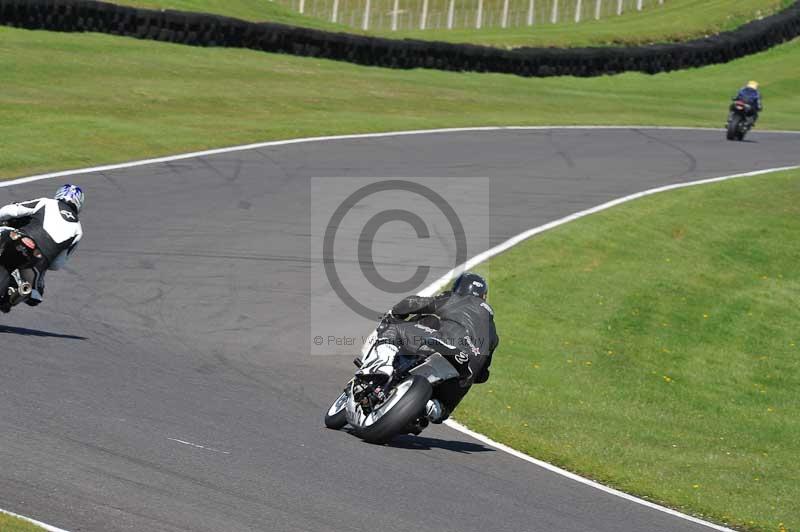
[324, 314, 461, 443]
[726, 99, 755, 141]
[0, 229, 43, 312]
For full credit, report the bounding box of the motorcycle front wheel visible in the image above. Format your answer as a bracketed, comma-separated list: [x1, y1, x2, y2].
[324, 391, 349, 430]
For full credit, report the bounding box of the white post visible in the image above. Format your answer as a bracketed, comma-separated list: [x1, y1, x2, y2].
[331, 0, 339, 22]
[527, 0, 535, 25]
[636, 0, 642, 10]
[447, 0, 455, 28]
[616, 0, 622, 15]
[594, 0, 601, 19]
[420, 0, 429, 29]
[502, 0, 510, 27]
[550, 0, 558, 23]
[391, 0, 400, 30]
[476, 0, 483, 28]
[299, 0, 305, 14]
[362, 0, 371, 29]
[574, 0, 582, 22]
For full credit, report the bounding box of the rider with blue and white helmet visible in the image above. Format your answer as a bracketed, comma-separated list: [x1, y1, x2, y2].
[54, 184, 86, 214]
[0, 184, 84, 311]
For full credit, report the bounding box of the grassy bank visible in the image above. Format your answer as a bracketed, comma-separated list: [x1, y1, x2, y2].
[115, 0, 793, 48]
[2, 26, 799, 179]
[0, 513, 48, 532]
[463, 168, 800, 531]
[117, 0, 352, 31]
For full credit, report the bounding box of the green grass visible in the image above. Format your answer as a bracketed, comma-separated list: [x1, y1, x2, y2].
[391, 0, 794, 47]
[114, 0, 793, 48]
[114, 0, 353, 31]
[2, 25, 800, 179]
[464, 168, 800, 531]
[0, 513, 48, 532]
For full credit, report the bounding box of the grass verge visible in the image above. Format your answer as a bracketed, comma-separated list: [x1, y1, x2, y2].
[0, 513, 49, 532]
[115, 0, 793, 48]
[463, 168, 800, 531]
[2, 26, 800, 179]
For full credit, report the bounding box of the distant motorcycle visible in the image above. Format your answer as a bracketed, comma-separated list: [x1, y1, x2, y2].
[324, 314, 461, 443]
[0, 227, 42, 313]
[726, 99, 754, 141]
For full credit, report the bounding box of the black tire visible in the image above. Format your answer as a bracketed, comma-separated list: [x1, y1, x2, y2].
[353, 375, 432, 444]
[736, 122, 747, 141]
[726, 116, 740, 141]
[324, 391, 349, 430]
[0, 268, 10, 313]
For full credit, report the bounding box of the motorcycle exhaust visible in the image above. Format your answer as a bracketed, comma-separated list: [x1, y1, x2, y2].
[7, 282, 32, 307]
[18, 282, 32, 296]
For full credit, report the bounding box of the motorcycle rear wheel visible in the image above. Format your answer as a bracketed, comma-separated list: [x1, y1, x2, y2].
[726, 116, 741, 141]
[0, 271, 11, 314]
[353, 375, 432, 444]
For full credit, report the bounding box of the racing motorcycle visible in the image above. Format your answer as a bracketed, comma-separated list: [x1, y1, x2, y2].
[0, 227, 42, 312]
[324, 315, 461, 443]
[726, 99, 754, 141]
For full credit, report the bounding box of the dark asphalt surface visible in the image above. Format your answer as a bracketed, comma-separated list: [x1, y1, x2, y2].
[1, 128, 798, 532]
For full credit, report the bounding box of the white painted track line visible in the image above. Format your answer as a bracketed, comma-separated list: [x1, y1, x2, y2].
[444, 420, 738, 532]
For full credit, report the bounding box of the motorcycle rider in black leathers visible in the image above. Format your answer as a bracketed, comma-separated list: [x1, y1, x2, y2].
[372, 272, 499, 424]
[0, 184, 84, 312]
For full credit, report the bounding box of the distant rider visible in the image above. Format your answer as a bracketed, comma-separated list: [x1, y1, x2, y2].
[368, 272, 499, 425]
[732, 80, 763, 127]
[0, 184, 84, 312]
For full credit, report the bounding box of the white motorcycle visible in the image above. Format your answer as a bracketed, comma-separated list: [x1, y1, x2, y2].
[324, 315, 461, 443]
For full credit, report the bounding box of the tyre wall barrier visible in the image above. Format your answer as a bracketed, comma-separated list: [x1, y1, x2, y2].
[1, 0, 799, 77]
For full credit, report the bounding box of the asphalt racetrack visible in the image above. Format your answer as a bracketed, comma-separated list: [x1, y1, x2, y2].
[1, 128, 798, 532]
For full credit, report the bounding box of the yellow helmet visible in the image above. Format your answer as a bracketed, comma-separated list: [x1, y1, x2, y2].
[746, 80, 759, 90]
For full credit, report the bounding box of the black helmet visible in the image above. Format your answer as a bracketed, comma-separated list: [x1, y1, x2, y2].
[453, 272, 488, 299]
